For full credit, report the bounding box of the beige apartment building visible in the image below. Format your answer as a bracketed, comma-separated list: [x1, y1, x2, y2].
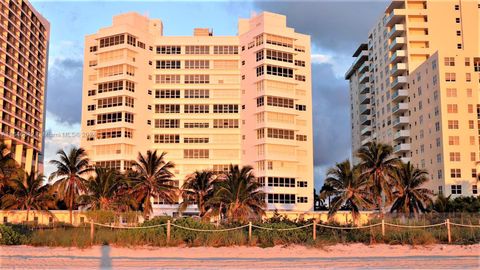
[81, 12, 314, 215]
[0, 0, 49, 174]
[346, 0, 480, 197]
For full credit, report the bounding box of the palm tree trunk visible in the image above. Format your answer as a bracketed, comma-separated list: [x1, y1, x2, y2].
[26, 207, 30, 222]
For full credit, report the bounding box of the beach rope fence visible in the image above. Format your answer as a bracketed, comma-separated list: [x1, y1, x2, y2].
[89, 218, 480, 244]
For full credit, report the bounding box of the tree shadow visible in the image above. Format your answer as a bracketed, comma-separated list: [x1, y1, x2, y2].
[100, 245, 112, 270]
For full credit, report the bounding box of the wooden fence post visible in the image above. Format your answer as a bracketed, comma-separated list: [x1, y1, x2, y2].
[313, 219, 317, 241]
[381, 219, 385, 237]
[248, 222, 252, 243]
[446, 219, 451, 243]
[90, 220, 94, 244]
[167, 220, 171, 245]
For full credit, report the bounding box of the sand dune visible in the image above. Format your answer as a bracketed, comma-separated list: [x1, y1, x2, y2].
[1, 244, 479, 269]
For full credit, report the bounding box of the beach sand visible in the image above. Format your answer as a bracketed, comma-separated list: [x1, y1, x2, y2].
[1, 244, 479, 269]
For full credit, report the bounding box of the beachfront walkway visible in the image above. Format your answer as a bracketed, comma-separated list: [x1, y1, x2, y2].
[1, 244, 479, 269]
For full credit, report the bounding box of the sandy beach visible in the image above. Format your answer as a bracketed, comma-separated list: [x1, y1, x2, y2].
[1, 244, 479, 269]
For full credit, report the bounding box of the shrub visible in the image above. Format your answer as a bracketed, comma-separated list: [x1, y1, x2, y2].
[0, 224, 25, 245]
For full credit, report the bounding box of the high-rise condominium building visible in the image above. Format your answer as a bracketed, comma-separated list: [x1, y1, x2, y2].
[346, 0, 479, 197]
[81, 12, 314, 215]
[0, 0, 49, 173]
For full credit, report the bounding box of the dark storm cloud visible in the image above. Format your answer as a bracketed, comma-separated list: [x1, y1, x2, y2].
[254, 0, 388, 54]
[311, 63, 351, 184]
[46, 58, 83, 124]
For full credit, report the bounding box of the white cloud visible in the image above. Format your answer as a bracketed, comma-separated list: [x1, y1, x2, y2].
[311, 53, 332, 64]
[43, 111, 81, 179]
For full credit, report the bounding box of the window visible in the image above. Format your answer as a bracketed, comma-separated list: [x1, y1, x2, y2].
[87, 120, 95, 126]
[154, 119, 179, 128]
[154, 134, 179, 144]
[295, 75, 306, 82]
[446, 88, 457, 97]
[184, 149, 209, 159]
[87, 105, 95, 111]
[99, 34, 125, 48]
[184, 137, 209, 144]
[89, 46, 97, 52]
[297, 197, 308, 203]
[465, 57, 470, 66]
[97, 96, 123, 108]
[450, 169, 461, 178]
[455, 18, 460, 23]
[265, 34, 293, 48]
[266, 96, 294, 108]
[266, 65, 293, 78]
[471, 152, 476, 161]
[473, 185, 478, 195]
[97, 112, 122, 124]
[449, 152, 461, 161]
[156, 46, 181, 54]
[445, 73, 456, 82]
[457, 43, 462, 49]
[155, 104, 180, 113]
[256, 50, 264, 62]
[96, 128, 124, 139]
[466, 73, 471, 82]
[184, 74, 209, 84]
[184, 89, 209, 98]
[296, 104, 307, 111]
[256, 66, 264, 76]
[213, 119, 239, 128]
[127, 35, 136, 46]
[155, 89, 180, 99]
[473, 169, 478, 178]
[267, 193, 295, 204]
[267, 177, 295, 187]
[296, 134, 307, 141]
[156, 60, 180, 69]
[185, 60, 209, 69]
[266, 49, 293, 63]
[474, 57, 480, 72]
[267, 128, 294, 140]
[447, 104, 458, 113]
[185, 45, 209, 54]
[184, 122, 209, 128]
[213, 45, 238, 54]
[88, 90, 96, 96]
[297, 181, 308, 187]
[447, 120, 459, 129]
[451, 185, 462, 195]
[448, 136, 460, 145]
[213, 104, 238, 113]
[295, 60, 306, 67]
[184, 104, 209, 113]
[444, 57, 455, 66]
[156, 75, 181, 84]
[256, 96, 264, 107]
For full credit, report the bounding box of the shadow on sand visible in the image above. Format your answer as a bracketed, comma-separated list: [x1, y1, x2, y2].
[100, 245, 112, 270]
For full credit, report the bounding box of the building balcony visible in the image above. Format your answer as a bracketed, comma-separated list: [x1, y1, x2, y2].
[392, 102, 408, 114]
[359, 72, 370, 83]
[391, 89, 408, 102]
[359, 61, 370, 73]
[359, 94, 370, 104]
[360, 115, 371, 125]
[386, 0, 405, 13]
[393, 143, 411, 154]
[389, 37, 405, 52]
[388, 24, 405, 39]
[390, 63, 407, 76]
[392, 116, 409, 127]
[385, 9, 407, 27]
[391, 76, 408, 89]
[359, 83, 370, 94]
[361, 126, 372, 136]
[359, 104, 371, 115]
[390, 50, 406, 64]
[361, 136, 373, 146]
[393, 129, 410, 141]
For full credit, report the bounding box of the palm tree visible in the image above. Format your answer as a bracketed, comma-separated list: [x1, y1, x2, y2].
[0, 143, 17, 190]
[1, 171, 55, 221]
[209, 165, 265, 223]
[49, 147, 93, 224]
[130, 150, 178, 216]
[78, 167, 129, 211]
[356, 141, 400, 215]
[325, 160, 372, 224]
[319, 182, 337, 208]
[179, 170, 216, 217]
[390, 162, 433, 216]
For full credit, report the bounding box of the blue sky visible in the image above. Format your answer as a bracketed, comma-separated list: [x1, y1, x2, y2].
[31, 0, 388, 190]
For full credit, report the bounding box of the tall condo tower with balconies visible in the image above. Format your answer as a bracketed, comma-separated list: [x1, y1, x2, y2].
[0, 0, 50, 174]
[81, 12, 314, 216]
[346, 0, 480, 197]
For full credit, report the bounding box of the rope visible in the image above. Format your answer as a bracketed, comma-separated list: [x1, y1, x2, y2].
[316, 223, 381, 230]
[251, 223, 313, 231]
[171, 223, 249, 232]
[92, 222, 167, 229]
[449, 222, 480, 228]
[384, 222, 446, 229]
